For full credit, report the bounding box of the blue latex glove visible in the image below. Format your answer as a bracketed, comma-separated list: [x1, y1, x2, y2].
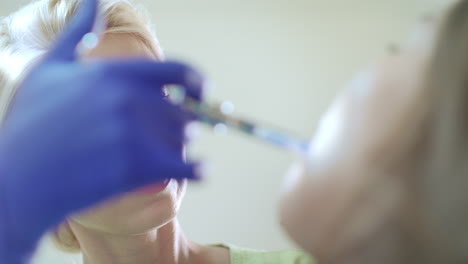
[0, 0, 203, 263]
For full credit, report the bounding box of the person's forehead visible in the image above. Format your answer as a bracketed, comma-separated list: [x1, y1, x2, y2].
[84, 33, 154, 59]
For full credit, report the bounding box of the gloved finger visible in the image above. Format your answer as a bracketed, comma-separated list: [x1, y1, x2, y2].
[46, 0, 98, 62]
[145, 112, 192, 150]
[127, 97, 191, 150]
[156, 161, 202, 181]
[106, 60, 205, 101]
[121, 79, 194, 127]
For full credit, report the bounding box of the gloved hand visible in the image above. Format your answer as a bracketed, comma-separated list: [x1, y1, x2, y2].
[0, 0, 203, 263]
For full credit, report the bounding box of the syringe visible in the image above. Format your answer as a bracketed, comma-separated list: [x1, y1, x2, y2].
[167, 86, 309, 156]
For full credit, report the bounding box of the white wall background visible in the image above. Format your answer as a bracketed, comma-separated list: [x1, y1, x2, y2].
[0, 0, 444, 263]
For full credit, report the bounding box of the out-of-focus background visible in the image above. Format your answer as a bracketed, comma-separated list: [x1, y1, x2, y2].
[0, 0, 444, 263]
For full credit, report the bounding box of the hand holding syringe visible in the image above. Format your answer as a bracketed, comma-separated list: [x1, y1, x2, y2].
[75, 7, 309, 157]
[167, 86, 310, 156]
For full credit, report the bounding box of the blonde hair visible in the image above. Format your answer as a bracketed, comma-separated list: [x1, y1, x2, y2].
[0, 0, 163, 252]
[413, 1, 468, 262]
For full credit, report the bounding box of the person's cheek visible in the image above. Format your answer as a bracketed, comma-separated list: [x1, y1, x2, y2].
[308, 95, 347, 168]
[279, 161, 342, 260]
[279, 163, 313, 250]
[281, 162, 304, 195]
[306, 67, 376, 170]
[278, 87, 351, 252]
[278, 66, 381, 256]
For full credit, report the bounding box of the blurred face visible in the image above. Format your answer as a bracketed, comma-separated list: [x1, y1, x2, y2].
[70, 33, 187, 235]
[279, 12, 440, 263]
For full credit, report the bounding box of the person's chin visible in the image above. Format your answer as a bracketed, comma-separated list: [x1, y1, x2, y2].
[79, 179, 185, 235]
[123, 191, 180, 233]
[111, 208, 177, 235]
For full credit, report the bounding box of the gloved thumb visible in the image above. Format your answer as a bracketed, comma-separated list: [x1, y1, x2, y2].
[46, 0, 100, 62]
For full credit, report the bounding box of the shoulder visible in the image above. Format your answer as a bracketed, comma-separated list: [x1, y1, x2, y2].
[214, 244, 315, 264]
